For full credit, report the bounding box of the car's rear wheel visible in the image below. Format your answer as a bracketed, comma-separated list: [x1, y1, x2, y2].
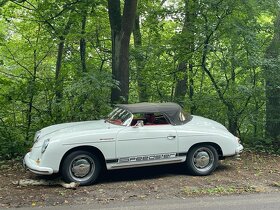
[186, 145, 218, 176]
[61, 150, 101, 185]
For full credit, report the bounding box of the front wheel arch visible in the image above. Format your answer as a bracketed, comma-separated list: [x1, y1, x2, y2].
[59, 146, 106, 172]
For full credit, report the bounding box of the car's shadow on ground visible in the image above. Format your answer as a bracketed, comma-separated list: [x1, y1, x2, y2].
[32, 162, 234, 184]
[98, 163, 186, 183]
[97, 162, 234, 184]
[215, 163, 233, 172]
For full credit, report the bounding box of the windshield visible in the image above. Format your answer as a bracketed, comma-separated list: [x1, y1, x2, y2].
[106, 108, 133, 126]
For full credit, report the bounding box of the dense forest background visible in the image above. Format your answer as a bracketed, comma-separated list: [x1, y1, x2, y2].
[0, 0, 279, 159]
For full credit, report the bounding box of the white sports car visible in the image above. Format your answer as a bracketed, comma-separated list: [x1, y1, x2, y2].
[24, 102, 243, 185]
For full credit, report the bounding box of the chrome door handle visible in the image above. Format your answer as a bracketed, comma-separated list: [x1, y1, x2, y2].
[167, 135, 176, 140]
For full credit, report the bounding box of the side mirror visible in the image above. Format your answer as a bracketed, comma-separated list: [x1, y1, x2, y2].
[133, 120, 144, 128]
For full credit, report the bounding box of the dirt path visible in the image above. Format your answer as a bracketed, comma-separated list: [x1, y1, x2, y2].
[0, 152, 280, 208]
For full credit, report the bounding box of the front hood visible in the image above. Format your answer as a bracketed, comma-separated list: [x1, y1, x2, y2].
[38, 120, 110, 140]
[188, 115, 228, 131]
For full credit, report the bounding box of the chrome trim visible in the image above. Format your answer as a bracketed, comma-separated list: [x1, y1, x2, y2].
[109, 159, 184, 169]
[99, 138, 115, 141]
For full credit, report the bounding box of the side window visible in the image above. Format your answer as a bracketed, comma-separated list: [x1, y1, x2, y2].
[130, 113, 170, 126]
[144, 113, 169, 125]
[131, 113, 145, 126]
[144, 113, 156, 125]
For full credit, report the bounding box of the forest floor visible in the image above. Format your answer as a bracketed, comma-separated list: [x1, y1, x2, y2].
[0, 151, 280, 208]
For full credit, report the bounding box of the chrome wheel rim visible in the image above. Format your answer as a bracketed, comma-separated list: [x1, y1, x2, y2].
[192, 147, 214, 173]
[69, 154, 95, 182]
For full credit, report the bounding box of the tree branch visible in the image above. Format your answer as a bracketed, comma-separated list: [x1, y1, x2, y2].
[5, 46, 33, 76]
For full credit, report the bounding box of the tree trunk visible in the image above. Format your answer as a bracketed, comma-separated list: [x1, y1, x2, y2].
[189, 63, 196, 113]
[25, 49, 38, 144]
[174, 62, 187, 106]
[227, 105, 238, 136]
[80, 12, 87, 73]
[174, 0, 195, 107]
[55, 14, 73, 123]
[200, 10, 246, 136]
[55, 39, 64, 104]
[265, 13, 280, 144]
[201, 53, 239, 136]
[133, 14, 148, 102]
[108, 0, 138, 104]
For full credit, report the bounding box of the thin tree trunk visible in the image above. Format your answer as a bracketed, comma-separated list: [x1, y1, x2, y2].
[55, 40, 64, 102]
[55, 14, 73, 123]
[25, 49, 38, 144]
[201, 39, 239, 136]
[133, 14, 148, 102]
[200, 11, 245, 136]
[80, 12, 87, 73]
[189, 63, 196, 113]
[174, 62, 187, 106]
[264, 13, 280, 143]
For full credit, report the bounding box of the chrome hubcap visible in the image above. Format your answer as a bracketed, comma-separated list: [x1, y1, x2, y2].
[70, 155, 95, 181]
[193, 147, 214, 172]
[194, 151, 210, 168]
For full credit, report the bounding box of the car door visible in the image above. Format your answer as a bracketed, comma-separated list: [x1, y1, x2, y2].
[115, 124, 180, 167]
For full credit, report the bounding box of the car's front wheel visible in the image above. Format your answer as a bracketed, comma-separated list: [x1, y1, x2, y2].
[186, 145, 218, 176]
[61, 150, 101, 185]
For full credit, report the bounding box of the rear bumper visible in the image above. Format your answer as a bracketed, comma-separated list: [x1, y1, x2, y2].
[23, 152, 54, 175]
[235, 144, 244, 155]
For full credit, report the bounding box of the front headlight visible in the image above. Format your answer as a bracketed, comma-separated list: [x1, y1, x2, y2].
[41, 139, 50, 153]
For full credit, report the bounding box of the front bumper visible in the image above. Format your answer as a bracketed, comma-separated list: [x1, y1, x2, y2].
[23, 152, 54, 175]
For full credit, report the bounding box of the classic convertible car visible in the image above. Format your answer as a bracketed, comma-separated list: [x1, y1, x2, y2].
[24, 102, 243, 185]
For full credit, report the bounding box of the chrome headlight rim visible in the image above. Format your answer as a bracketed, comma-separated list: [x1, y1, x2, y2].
[41, 139, 50, 153]
[34, 130, 41, 143]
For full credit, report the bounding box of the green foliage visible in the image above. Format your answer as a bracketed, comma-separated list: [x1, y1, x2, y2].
[62, 71, 114, 121]
[242, 136, 280, 154]
[0, 0, 113, 158]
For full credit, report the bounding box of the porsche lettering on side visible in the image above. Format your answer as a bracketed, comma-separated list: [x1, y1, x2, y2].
[23, 102, 243, 185]
[118, 153, 177, 164]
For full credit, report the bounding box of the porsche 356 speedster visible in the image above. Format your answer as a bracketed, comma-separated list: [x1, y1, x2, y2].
[24, 102, 243, 185]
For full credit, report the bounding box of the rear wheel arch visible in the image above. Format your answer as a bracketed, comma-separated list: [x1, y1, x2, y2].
[187, 142, 223, 159]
